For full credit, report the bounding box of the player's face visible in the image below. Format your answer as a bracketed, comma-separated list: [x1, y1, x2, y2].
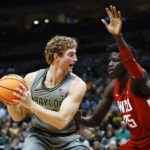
[59, 48, 77, 73]
[108, 52, 126, 78]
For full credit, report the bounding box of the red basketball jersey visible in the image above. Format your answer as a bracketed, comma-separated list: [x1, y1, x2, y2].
[114, 77, 150, 140]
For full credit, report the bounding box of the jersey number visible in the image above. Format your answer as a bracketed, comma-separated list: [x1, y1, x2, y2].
[123, 114, 137, 128]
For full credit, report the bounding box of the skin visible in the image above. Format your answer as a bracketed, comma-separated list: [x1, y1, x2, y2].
[7, 48, 87, 130]
[80, 5, 150, 126]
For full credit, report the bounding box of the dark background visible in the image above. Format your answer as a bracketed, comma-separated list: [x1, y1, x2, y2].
[0, 0, 150, 77]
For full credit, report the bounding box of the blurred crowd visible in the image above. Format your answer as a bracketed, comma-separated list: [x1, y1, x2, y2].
[0, 102, 30, 150]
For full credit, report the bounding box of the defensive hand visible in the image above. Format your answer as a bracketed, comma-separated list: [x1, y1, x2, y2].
[101, 5, 122, 36]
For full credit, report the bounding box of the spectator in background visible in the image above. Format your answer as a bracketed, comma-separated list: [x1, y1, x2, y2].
[119, 138, 128, 147]
[0, 129, 10, 148]
[115, 121, 130, 145]
[101, 129, 116, 148]
[2, 109, 11, 123]
[3, 121, 11, 137]
[93, 140, 106, 150]
[0, 104, 6, 121]
[105, 106, 122, 130]
[9, 123, 20, 141]
[106, 140, 117, 150]
[92, 128, 103, 145]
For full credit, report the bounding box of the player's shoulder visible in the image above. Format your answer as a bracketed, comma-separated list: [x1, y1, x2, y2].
[107, 79, 116, 89]
[24, 68, 47, 79]
[71, 73, 86, 90]
[74, 74, 86, 86]
[104, 79, 116, 98]
[24, 71, 38, 80]
[24, 71, 38, 87]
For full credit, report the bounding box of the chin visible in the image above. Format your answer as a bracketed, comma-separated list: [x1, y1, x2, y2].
[67, 69, 72, 73]
[109, 73, 116, 78]
[69, 68, 73, 72]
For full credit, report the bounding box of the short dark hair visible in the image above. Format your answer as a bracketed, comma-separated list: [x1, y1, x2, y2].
[106, 43, 137, 59]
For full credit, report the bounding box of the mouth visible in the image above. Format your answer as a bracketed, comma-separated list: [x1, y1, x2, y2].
[69, 64, 74, 69]
[108, 68, 114, 75]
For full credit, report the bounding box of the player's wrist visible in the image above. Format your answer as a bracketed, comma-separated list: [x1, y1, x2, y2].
[113, 33, 122, 40]
[27, 100, 37, 111]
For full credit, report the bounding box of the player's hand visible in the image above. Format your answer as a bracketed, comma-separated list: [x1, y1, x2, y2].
[101, 5, 122, 36]
[12, 83, 34, 109]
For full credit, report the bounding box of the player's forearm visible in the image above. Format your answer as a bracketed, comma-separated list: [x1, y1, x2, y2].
[80, 105, 111, 127]
[114, 33, 144, 78]
[30, 102, 69, 130]
[119, 45, 143, 78]
[80, 116, 100, 127]
[7, 105, 25, 121]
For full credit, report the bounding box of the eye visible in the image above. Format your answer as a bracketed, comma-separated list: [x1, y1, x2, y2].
[69, 53, 75, 57]
[114, 59, 118, 62]
[113, 58, 120, 62]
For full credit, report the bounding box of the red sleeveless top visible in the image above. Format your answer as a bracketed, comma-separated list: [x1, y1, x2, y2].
[114, 77, 150, 140]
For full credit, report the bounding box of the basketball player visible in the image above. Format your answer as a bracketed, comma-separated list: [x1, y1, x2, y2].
[7, 36, 88, 150]
[80, 5, 150, 149]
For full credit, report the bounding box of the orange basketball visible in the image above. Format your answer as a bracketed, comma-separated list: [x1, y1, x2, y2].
[0, 74, 28, 105]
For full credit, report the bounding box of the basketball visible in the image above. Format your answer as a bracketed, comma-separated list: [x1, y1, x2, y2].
[0, 74, 28, 105]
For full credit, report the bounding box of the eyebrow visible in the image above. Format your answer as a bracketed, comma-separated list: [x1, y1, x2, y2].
[68, 51, 76, 53]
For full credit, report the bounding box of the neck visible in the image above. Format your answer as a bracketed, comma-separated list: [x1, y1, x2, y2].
[44, 65, 67, 88]
[117, 71, 130, 91]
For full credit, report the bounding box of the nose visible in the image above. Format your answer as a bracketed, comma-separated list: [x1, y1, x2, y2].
[108, 60, 113, 67]
[74, 55, 78, 62]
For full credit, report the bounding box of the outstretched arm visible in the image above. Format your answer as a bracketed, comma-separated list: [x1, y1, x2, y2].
[80, 80, 115, 127]
[102, 5, 150, 97]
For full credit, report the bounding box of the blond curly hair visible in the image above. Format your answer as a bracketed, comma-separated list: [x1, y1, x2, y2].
[45, 35, 78, 64]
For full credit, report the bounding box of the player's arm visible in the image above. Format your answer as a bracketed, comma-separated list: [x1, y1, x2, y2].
[101, 5, 150, 97]
[7, 71, 37, 122]
[80, 79, 115, 126]
[13, 76, 86, 130]
[114, 35, 150, 97]
[7, 104, 27, 122]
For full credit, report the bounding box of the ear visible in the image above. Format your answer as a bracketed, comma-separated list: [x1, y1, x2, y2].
[53, 53, 59, 61]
